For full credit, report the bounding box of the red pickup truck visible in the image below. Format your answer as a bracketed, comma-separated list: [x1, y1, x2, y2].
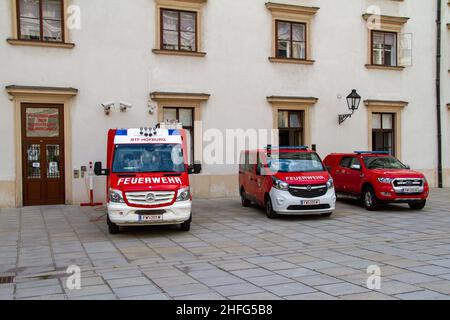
[323, 151, 429, 211]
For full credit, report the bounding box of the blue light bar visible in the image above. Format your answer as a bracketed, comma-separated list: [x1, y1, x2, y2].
[116, 129, 128, 136]
[168, 129, 180, 136]
[354, 151, 390, 155]
[266, 145, 309, 150]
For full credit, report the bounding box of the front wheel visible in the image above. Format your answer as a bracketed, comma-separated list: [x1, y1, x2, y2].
[409, 200, 426, 210]
[363, 187, 381, 211]
[107, 215, 120, 234]
[241, 189, 251, 207]
[265, 197, 278, 219]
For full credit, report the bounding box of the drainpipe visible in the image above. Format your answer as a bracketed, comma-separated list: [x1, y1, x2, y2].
[436, 0, 443, 188]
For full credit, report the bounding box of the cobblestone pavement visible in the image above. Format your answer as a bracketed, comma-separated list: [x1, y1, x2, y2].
[1, 189, 450, 300]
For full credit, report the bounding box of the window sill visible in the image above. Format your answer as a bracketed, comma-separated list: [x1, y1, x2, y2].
[7, 39, 75, 48]
[269, 57, 315, 65]
[365, 64, 404, 71]
[152, 49, 206, 57]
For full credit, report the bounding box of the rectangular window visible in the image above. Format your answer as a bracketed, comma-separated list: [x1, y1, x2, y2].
[371, 31, 397, 66]
[372, 113, 395, 156]
[163, 107, 194, 164]
[278, 110, 304, 146]
[161, 9, 197, 52]
[276, 20, 306, 60]
[17, 0, 64, 42]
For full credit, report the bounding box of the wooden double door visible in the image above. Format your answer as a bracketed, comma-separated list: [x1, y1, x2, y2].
[21, 104, 65, 206]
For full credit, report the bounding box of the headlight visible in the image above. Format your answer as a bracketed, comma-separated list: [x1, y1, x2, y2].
[378, 177, 394, 184]
[326, 178, 334, 189]
[272, 177, 289, 191]
[109, 188, 125, 203]
[176, 187, 190, 202]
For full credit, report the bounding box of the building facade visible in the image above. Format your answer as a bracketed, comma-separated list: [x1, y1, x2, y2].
[0, 0, 449, 207]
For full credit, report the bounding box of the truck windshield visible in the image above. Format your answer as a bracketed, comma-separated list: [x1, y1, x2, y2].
[268, 152, 325, 173]
[363, 156, 407, 170]
[112, 144, 185, 173]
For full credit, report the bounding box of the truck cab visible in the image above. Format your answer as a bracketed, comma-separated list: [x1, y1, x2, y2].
[94, 122, 200, 234]
[323, 151, 429, 211]
[239, 146, 336, 218]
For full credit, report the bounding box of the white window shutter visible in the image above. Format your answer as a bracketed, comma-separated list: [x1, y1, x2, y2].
[399, 33, 413, 67]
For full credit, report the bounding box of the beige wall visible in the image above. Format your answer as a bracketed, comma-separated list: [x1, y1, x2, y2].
[0, 181, 15, 208]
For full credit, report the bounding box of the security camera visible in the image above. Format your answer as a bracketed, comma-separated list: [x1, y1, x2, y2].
[120, 101, 132, 112]
[148, 103, 157, 114]
[101, 101, 115, 115]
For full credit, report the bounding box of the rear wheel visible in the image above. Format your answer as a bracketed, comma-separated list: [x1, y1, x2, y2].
[409, 200, 426, 210]
[265, 197, 278, 219]
[363, 187, 381, 211]
[240, 189, 251, 207]
[107, 216, 120, 234]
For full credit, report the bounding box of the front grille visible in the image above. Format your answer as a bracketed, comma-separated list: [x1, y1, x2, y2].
[287, 204, 331, 211]
[125, 191, 175, 205]
[135, 210, 166, 215]
[288, 185, 327, 198]
[393, 178, 424, 187]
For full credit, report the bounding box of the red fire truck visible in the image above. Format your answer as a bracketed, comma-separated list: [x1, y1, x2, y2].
[94, 122, 201, 234]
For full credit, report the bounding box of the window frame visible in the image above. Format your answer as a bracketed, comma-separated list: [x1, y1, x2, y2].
[372, 112, 396, 156]
[370, 30, 398, 67]
[16, 0, 66, 44]
[160, 8, 198, 53]
[275, 20, 307, 61]
[162, 106, 195, 164]
[278, 110, 305, 147]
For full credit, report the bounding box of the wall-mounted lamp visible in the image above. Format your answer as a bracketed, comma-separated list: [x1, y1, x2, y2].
[338, 89, 361, 125]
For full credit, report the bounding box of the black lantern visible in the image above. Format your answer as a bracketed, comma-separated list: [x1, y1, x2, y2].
[339, 89, 361, 124]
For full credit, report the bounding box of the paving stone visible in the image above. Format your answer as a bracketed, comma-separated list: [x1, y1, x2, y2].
[264, 282, 316, 297]
[408, 265, 450, 276]
[341, 291, 397, 300]
[113, 285, 161, 298]
[378, 281, 422, 295]
[295, 274, 344, 286]
[315, 283, 369, 296]
[16, 285, 63, 299]
[231, 268, 274, 278]
[229, 292, 283, 300]
[177, 292, 226, 300]
[419, 280, 450, 294]
[396, 290, 450, 300]
[285, 292, 337, 300]
[388, 272, 439, 285]
[276, 267, 320, 278]
[107, 277, 152, 288]
[247, 275, 293, 287]
[213, 283, 265, 297]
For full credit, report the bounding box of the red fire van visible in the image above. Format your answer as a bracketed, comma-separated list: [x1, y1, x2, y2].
[94, 122, 201, 234]
[323, 151, 429, 211]
[239, 146, 336, 218]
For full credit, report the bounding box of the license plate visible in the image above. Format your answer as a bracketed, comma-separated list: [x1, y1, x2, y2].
[139, 214, 163, 222]
[301, 200, 320, 206]
[401, 187, 421, 194]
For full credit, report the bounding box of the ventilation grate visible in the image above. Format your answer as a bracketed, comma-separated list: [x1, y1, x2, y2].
[0, 276, 15, 284]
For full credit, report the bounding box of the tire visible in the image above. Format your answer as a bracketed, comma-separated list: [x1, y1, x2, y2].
[107, 215, 120, 234]
[362, 186, 381, 211]
[265, 197, 278, 219]
[321, 212, 332, 218]
[180, 220, 191, 231]
[240, 189, 251, 207]
[180, 214, 192, 231]
[409, 200, 426, 210]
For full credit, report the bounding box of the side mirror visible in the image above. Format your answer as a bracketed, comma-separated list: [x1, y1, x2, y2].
[193, 162, 202, 174]
[188, 162, 202, 175]
[94, 161, 109, 176]
[350, 164, 361, 171]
